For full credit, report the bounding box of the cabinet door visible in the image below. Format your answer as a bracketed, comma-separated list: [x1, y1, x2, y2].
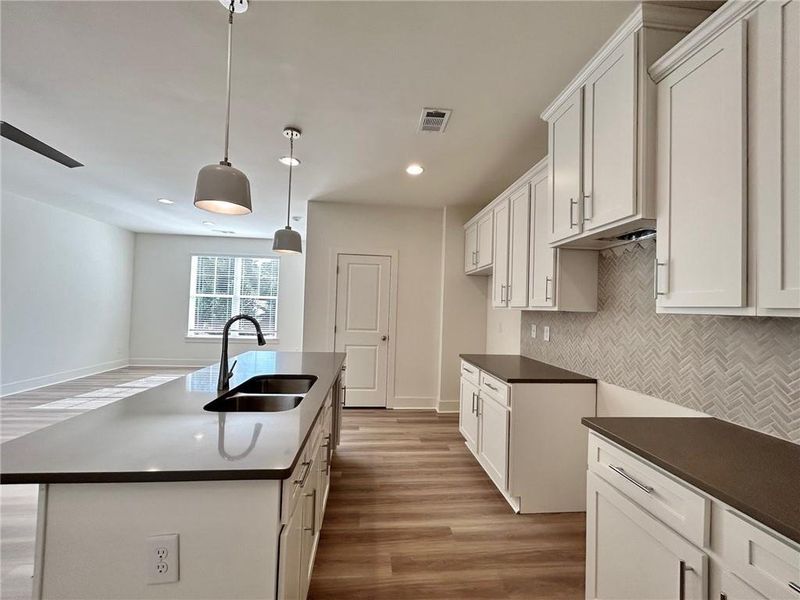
[492, 199, 510, 307]
[478, 393, 509, 490]
[458, 377, 479, 451]
[753, 0, 800, 310]
[508, 184, 530, 308]
[529, 168, 556, 308]
[656, 22, 747, 308]
[299, 470, 318, 600]
[464, 223, 478, 273]
[586, 472, 708, 600]
[583, 31, 637, 231]
[476, 211, 494, 269]
[317, 431, 331, 529]
[549, 87, 583, 242]
[277, 501, 303, 600]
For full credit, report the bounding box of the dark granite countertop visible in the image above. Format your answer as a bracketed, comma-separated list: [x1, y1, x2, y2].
[460, 354, 596, 384]
[583, 417, 800, 545]
[0, 351, 345, 484]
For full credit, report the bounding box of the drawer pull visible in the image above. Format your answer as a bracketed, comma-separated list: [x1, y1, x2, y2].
[609, 464, 653, 494]
[485, 382, 499, 392]
[789, 582, 800, 594]
[463, 366, 475, 374]
[679, 561, 694, 600]
[293, 460, 312, 486]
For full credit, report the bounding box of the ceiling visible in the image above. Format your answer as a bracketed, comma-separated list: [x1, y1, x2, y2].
[1, 0, 647, 238]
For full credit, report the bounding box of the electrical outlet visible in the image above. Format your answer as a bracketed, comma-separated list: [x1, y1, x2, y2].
[147, 534, 179, 584]
[530, 324, 536, 338]
[543, 326, 550, 342]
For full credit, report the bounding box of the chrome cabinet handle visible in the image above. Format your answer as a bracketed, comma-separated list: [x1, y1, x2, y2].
[475, 249, 480, 264]
[789, 582, 800, 594]
[654, 258, 666, 298]
[609, 464, 653, 494]
[569, 198, 578, 228]
[507, 283, 512, 300]
[499, 284, 505, 303]
[679, 560, 694, 600]
[471, 391, 477, 415]
[485, 382, 498, 392]
[545, 276, 552, 302]
[303, 489, 316, 533]
[583, 194, 591, 221]
[463, 366, 474, 374]
[294, 460, 313, 486]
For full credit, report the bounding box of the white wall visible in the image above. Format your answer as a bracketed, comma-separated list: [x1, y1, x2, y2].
[485, 278, 521, 353]
[303, 201, 443, 408]
[437, 205, 487, 411]
[0, 193, 135, 395]
[129, 234, 305, 366]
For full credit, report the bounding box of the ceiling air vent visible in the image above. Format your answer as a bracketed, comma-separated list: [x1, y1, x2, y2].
[417, 108, 452, 133]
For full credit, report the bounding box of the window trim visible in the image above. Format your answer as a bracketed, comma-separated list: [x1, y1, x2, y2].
[186, 253, 280, 339]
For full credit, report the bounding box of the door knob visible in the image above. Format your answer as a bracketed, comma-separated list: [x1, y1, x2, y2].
[381, 335, 388, 341]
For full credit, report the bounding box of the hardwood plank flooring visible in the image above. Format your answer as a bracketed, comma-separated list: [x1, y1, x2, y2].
[309, 410, 586, 600]
[0, 366, 195, 600]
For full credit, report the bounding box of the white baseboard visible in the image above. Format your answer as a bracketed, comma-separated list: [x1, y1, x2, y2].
[129, 358, 210, 368]
[389, 396, 436, 409]
[436, 399, 459, 413]
[1, 359, 129, 397]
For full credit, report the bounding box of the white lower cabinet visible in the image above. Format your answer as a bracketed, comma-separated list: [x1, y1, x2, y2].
[477, 392, 509, 489]
[458, 376, 479, 451]
[586, 471, 708, 600]
[587, 432, 800, 600]
[277, 397, 333, 600]
[458, 360, 596, 513]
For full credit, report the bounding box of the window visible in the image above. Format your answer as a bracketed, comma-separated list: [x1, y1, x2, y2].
[188, 255, 279, 339]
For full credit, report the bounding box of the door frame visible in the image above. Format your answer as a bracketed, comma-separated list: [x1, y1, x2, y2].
[326, 248, 399, 408]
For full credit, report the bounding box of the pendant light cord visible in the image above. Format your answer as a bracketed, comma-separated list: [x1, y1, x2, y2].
[223, 0, 234, 165]
[286, 137, 294, 227]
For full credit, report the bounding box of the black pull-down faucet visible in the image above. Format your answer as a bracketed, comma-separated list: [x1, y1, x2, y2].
[217, 314, 267, 391]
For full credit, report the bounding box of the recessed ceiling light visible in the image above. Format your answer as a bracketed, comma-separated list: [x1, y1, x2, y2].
[202, 220, 215, 226]
[279, 156, 300, 167]
[157, 198, 174, 205]
[291, 215, 303, 222]
[406, 164, 424, 176]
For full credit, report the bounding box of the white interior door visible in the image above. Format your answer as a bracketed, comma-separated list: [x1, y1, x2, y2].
[335, 254, 391, 407]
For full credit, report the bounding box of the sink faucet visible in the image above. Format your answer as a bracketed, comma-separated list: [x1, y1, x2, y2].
[217, 314, 267, 391]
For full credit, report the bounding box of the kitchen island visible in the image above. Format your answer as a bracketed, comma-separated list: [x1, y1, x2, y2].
[0, 351, 346, 600]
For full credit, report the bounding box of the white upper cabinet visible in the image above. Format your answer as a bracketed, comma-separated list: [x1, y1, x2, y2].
[475, 211, 493, 270]
[582, 31, 637, 232]
[753, 0, 800, 313]
[464, 222, 478, 272]
[464, 210, 493, 274]
[529, 166, 556, 308]
[548, 88, 584, 242]
[492, 198, 510, 307]
[650, 0, 799, 316]
[542, 5, 710, 249]
[507, 185, 530, 308]
[655, 21, 747, 309]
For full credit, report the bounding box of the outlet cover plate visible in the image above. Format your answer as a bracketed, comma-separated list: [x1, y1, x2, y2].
[146, 534, 179, 584]
[530, 324, 536, 338]
[543, 326, 550, 342]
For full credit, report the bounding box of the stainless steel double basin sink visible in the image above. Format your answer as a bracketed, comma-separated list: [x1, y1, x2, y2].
[204, 374, 317, 413]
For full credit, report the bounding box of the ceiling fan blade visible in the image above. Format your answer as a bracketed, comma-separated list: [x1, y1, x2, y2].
[1, 121, 84, 168]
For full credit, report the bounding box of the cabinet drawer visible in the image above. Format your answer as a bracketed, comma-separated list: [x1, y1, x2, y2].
[460, 360, 480, 385]
[479, 371, 509, 405]
[588, 432, 709, 547]
[281, 419, 323, 523]
[720, 510, 800, 599]
[721, 571, 767, 599]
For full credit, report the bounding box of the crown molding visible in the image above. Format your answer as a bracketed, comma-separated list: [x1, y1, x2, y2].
[541, 3, 712, 121]
[649, 0, 764, 82]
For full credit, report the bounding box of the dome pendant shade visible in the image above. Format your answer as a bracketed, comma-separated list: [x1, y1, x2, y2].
[194, 162, 252, 215]
[272, 226, 302, 254]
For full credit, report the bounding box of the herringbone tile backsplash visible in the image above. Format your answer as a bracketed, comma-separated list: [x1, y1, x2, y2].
[520, 240, 800, 443]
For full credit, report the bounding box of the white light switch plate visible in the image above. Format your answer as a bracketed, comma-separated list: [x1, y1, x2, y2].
[543, 326, 550, 342]
[530, 324, 536, 338]
[146, 534, 179, 584]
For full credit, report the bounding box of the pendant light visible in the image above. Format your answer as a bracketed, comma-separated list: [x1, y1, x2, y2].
[272, 127, 303, 254]
[194, 0, 252, 215]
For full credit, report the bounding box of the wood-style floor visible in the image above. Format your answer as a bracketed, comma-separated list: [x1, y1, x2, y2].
[0, 367, 195, 600]
[309, 410, 586, 600]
